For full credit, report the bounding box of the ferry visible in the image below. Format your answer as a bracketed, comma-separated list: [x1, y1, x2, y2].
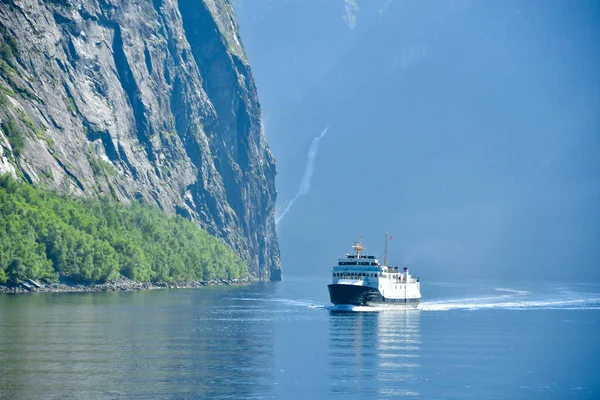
[327, 234, 421, 307]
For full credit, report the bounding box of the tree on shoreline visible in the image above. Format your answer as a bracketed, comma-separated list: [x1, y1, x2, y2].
[0, 175, 247, 284]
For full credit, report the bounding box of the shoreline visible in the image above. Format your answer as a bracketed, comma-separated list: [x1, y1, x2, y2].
[0, 275, 260, 294]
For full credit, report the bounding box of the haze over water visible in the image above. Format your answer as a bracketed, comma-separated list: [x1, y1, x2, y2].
[234, 0, 600, 282]
[1, 278, 598, 399]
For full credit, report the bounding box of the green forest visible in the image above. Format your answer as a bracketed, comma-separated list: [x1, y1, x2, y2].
[0, 175, 247, 285]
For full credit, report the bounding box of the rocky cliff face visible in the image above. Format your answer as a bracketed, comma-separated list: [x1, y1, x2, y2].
[0, 0, 280, 280]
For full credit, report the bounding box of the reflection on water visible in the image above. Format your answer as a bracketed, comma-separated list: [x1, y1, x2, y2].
[376, 311, 421, 398]
[0, 286, 277, 399]
[1, 279, 597, 399]
[328, 310, 421, 398]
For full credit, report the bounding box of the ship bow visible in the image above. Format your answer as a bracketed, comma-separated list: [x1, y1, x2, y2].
[327, 284, 378, 306]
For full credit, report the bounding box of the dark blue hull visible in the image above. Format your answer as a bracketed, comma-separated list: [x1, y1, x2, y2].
[327, 284, 420, 307]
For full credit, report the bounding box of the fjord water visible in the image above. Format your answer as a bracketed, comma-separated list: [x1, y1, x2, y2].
[0, 278, 598, 399]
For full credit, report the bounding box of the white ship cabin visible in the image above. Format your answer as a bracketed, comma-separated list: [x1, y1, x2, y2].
[331, 240, 419, 288]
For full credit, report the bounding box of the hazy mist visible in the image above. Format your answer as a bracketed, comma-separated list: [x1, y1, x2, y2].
[233, 0, 600, 282]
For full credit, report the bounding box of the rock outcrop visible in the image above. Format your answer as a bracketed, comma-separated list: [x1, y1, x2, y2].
[0, 0, 280, 279]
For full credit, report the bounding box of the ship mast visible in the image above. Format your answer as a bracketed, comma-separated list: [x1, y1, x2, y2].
[383, 232, 389, 267]
[352, 236, 365, 257]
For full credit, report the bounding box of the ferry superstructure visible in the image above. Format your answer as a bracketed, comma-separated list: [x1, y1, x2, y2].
[327, 234, 421, 307]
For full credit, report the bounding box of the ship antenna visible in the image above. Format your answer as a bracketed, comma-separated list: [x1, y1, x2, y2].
[383, 232, 389, 267]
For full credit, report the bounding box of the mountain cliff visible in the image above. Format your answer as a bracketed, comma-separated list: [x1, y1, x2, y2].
[0, 0, 280, 280]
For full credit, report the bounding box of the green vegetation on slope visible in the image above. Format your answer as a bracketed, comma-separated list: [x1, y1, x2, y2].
[0, 175, 247, 285]
[0, 24, 18, 77]
[1, 117, 24, 156]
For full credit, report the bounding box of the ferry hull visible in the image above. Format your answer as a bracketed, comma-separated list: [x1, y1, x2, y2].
[328, 284, 420, 308]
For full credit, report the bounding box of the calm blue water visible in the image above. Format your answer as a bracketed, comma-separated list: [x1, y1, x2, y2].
[0, 277, 598, 399]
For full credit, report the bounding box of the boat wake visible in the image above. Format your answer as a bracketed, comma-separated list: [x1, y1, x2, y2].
[235, 297, 320, 308]
[233, 286, 600, 313]
[418, 287, 600, 311]
[325, 304, 387, 312]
